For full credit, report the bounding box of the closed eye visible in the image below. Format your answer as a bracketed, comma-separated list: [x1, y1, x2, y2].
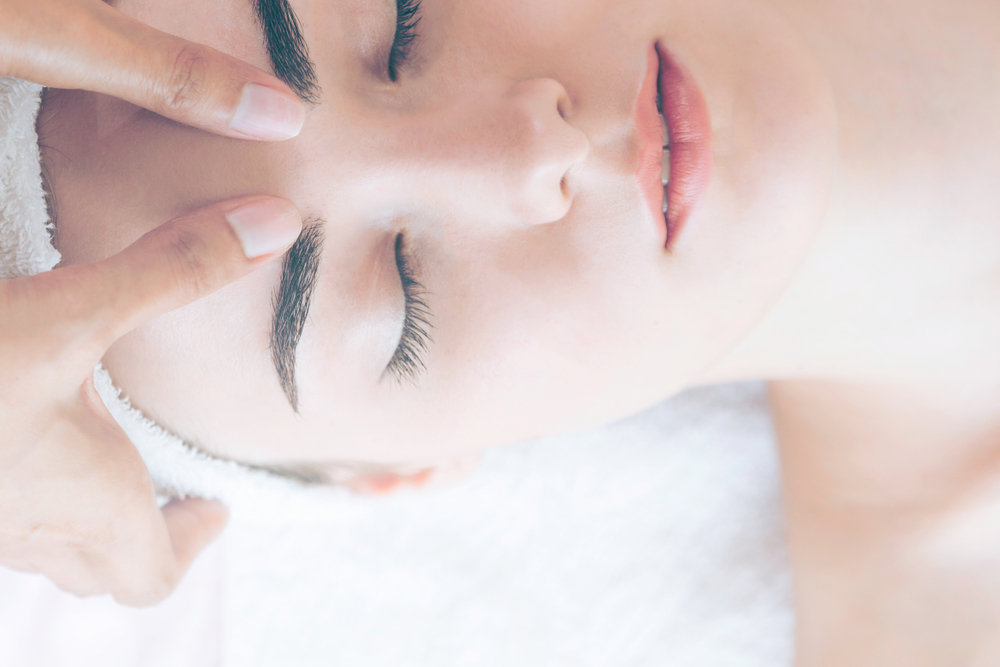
[387, 0, 422, 81]
[383, 233, 433, 383]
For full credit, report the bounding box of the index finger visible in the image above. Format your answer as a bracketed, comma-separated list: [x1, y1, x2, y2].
[2, 0, 305, 140]
[92, 497, 228, 607]
[82, 196, 302, 351]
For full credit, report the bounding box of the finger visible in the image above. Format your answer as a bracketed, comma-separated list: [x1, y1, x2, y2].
[105, 499, 227, 608]
[160, 498, 228, 580]
[5, 539, 108, 599]
[38, 553, 106, 599]
[76, 196, 301, 351]
[1, 0, 305, 140]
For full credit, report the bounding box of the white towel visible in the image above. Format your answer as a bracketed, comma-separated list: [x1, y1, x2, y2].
[0, 78, 60, 278]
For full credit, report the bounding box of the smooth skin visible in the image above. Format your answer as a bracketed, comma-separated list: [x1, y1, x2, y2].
[28, 0, 1000, 662]
[0, 0, 306, 605]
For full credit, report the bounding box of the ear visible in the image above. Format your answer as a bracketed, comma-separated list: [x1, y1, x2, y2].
[347, 453, 485, 496]
[346, 469, 433, 496]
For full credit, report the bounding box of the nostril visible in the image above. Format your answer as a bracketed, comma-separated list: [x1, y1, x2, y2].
[560, 175, 569, 198]
[557, 92, 571, 120]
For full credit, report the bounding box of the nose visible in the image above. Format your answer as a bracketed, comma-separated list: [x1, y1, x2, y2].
[394, 78, 591, 227]
[496, 78, 591, 224]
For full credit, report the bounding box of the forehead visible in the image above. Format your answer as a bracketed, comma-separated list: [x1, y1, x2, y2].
[305, 0, 644, 71]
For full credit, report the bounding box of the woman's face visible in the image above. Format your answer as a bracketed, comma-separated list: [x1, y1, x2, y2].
[43, 0, 837, 475]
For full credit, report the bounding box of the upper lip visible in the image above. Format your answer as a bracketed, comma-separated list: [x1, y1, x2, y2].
[634, 43, 668, 245]
[634, 41, 714, 249]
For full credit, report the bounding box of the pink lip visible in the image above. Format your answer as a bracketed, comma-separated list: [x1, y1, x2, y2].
[634, 42, 714, 249]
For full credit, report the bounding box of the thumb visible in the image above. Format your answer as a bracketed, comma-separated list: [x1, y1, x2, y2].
[82, 196, 302, 351]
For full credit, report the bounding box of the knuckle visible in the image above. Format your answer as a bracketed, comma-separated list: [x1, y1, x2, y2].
[17, 519, 92, 553]
[162, 226, 216, 300]
[62, 521, 115, 555]
[158, 43, 211, 116]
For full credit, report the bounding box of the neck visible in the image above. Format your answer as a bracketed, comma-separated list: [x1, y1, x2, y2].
[696, 0, 1000, 395]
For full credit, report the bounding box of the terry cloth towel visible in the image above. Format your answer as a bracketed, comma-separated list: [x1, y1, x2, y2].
[0, 77, 350, 520]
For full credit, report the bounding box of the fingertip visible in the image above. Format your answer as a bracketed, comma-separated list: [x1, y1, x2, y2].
[229, 82, 306, 141]
[224, 196, 303, 259]
[198, 498, 230, 530]
[162, 497, 230, 566]
[94, 9, 307, 142]
[175, 497, 230, 535]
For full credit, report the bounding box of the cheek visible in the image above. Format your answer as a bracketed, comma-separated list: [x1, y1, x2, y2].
[638, 0, 839, 356]
[413, 222, 674, 438]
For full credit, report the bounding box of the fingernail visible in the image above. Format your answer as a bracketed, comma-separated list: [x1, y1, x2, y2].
[226, 198, 302, 258]
[229, 83, 305, 140]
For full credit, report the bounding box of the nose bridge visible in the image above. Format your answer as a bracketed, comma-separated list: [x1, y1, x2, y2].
[407, 77, 591, 227]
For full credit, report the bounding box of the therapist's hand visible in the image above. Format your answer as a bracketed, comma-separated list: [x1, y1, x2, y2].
[0, 196, 301, 606]
[0, 0, 304, 140]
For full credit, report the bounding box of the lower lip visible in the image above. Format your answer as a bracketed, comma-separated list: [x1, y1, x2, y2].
[636, 43, 714, 249]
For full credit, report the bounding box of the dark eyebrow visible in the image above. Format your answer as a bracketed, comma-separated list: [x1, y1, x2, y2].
[252, 0, 322, 409]
[252, 0, 322, 103]
[271, 221, 325, 411]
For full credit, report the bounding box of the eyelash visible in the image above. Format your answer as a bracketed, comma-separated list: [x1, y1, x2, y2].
[387, 0, 422, 81]
[385, 233, 433, 383]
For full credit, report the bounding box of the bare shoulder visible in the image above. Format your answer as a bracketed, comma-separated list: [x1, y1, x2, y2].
[767, 378, 1000, 667]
